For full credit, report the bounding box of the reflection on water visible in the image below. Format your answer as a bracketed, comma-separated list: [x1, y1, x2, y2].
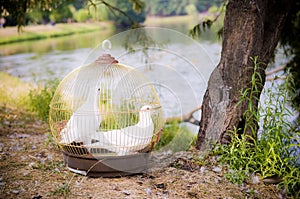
[0, 29, 114, 56]
[0, 28, 222, 83]
[0, 29, 115, 82]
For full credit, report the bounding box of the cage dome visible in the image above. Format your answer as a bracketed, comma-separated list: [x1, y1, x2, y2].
[49, 54, 163, 176]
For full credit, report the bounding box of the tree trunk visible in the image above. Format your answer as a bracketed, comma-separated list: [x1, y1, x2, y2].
[196, 0, 293, 150]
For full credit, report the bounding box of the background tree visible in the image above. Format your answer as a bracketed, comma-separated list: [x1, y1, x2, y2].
[145, 0, 222, 16]
[0, 0, 64, 30]
[90, 0, 144, 29]
[49, 2, 73, 23]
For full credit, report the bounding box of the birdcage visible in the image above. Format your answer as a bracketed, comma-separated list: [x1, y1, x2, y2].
[49, 54, 163, 177]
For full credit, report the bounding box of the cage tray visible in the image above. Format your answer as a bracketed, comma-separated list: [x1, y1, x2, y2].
[62, 150, 150, 177]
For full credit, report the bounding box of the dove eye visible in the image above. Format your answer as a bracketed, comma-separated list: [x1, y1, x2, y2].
[146, 107, 150, 110]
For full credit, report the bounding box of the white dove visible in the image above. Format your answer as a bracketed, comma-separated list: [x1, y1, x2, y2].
[60, 87, 101, 144]
[85, 105, 154, 155]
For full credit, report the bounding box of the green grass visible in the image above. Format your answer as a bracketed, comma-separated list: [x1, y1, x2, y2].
[0, 22, 111, 45]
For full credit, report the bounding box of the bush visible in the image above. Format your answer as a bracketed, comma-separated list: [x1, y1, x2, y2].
[89, 4, 109, 21]
[49, 3, 73, 23]
[216, 57, 300, 197]
[74, 8, 91, 22]
[29, 78, 59, 122]
[154, 119, 196, 152]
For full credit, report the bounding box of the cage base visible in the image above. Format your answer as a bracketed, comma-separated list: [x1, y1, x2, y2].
[62, 151, 150, 177]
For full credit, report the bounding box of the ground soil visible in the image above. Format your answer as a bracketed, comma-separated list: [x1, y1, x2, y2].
[0, 106, 284, 199]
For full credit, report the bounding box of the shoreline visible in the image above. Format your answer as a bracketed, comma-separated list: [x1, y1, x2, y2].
[0, 22, 112, 45]
[0, 14, 216, 45]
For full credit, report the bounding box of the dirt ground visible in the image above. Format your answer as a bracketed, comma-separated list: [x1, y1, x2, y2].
[0, 106, 285, 199]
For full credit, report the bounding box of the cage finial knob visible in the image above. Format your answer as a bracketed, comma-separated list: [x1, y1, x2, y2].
[96, 54, 119, 64]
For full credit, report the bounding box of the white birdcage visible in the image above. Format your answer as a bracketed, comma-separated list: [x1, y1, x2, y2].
[49, 54, 163, 176]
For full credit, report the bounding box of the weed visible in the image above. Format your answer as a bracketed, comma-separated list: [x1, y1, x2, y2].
[31, 160, 64, 171]
[29, 78, 59, 122]
[154, 119, 196, 152]
[52, 182, 71, 197]
[224, 169, 248, 185]
[217, 57, 300, 197]
[44, 131, 56, 147]
[51, 173, 77, 198]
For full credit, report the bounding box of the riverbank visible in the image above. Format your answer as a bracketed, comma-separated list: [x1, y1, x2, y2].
[0, 14, 219, 46]
[0, 22, 112, 45]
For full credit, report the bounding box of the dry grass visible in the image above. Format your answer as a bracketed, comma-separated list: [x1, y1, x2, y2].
[0, 72, 34, 110]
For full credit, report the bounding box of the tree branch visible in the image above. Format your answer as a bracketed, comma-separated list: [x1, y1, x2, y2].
[266, 76, 286, 81]
[88, 0, 136, 26]
[189, 1, 227, 38]
[265, 65, 286, 81]
[265, 65, 285, 76]
[166, 105, 202, 126]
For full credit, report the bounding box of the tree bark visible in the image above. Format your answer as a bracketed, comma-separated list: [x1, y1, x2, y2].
[196, 0, 293, 150]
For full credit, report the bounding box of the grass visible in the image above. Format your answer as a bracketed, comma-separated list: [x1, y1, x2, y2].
[29, 78, 60, 122]
[0, 22, 111, 45]
[0, 71, 60, 123]
[0, 72, 33, 110]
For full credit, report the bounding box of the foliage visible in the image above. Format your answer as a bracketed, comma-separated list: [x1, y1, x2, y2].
[27, 8, 51, 25]
[189, 2, 225, 39]
[29, 78, 60, 122]
[216, 58, 300, 197]
[145, 0, 223, 16]
[280, 1, 300, 115]
[86, 0, 146, 28]
[88, 3, 109, 21]
[1, 0, 99, 27]
[145, 0, 187, 16]
[73, 8, 91, 22]
[154, 119, 196, 152]
[0, 0, 63, 30]
[49, 2, 73, 23]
